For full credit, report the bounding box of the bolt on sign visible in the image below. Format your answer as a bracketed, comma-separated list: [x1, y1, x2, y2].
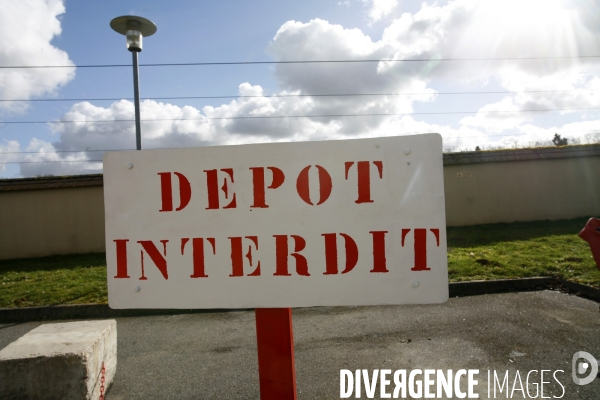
[103, 134, 448, 309]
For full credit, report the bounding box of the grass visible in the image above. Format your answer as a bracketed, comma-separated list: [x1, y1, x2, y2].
[447, 218, 599, 285]
[0, 253, 107, 308]
[0, 217, 598, 308]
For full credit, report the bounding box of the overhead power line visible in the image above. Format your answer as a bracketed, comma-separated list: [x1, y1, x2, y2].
[1, 55, 599, 69]
[0, 160, 103, 164]
[1, 107, 599, 125]
[0, 149, 129, 155]
[1, 89, 598, 102]
[2, 130, 599, 159]
[4, 141, 600, 164]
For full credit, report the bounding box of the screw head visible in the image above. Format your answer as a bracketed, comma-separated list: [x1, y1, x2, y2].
[411, 280, 419, 288]
[134, 285, 141, 292]
[404, 148, 411, 155]
[127, 163, 134, 169]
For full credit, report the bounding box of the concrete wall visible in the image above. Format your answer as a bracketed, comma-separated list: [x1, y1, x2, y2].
[444, 156, 600, 226]
[0, 177, 105, 260]
[1, 145, 599, 260]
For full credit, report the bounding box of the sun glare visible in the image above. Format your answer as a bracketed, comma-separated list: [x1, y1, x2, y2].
[462, 0, 580, 59]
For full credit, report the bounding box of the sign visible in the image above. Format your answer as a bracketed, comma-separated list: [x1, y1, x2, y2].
[103, 134, 448, 309]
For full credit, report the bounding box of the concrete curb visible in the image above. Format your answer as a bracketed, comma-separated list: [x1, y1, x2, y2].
[448, 277, 557, 297]
[556, 279, 600, 303]
[449, 277, 600, 303]
[0, 305, 252, 324]
[1, 277, 598, 323]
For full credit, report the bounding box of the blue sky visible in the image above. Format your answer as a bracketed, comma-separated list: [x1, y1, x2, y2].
[1, 0, 599, 178]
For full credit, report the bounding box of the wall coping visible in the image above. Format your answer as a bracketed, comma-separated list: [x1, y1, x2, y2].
[1, 144, 599, 191]
[0, 174, 103, 192]
[443, 143, 600, 165]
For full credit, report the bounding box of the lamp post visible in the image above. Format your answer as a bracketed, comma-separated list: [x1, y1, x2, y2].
[110, 15, 157, 150]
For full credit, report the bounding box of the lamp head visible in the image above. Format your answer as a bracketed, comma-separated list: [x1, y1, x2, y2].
[110, 15, 157, 52]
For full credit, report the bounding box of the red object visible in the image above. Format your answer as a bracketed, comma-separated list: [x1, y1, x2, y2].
[579, 218, 600, 270]
[99, 362, 106, 400]
[255, 308, 297, 400]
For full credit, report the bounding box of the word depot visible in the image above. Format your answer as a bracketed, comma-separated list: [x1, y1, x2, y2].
[111, 161, 441, 280]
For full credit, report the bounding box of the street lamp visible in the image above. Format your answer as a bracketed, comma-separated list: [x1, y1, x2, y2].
[110, 15, 157, 150]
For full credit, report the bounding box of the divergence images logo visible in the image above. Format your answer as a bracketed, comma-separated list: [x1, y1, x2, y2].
[572, 351, 598, 386]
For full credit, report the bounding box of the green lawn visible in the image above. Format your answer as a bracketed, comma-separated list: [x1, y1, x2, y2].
[0, 253, 107, 308]
[1, 217, 598, 308]
[447, 218, 599, 285]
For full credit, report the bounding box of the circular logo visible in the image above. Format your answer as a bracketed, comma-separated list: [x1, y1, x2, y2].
[572, 351, 598, 386]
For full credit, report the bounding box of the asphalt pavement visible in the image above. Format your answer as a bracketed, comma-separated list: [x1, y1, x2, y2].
[1, 290, 599, 399]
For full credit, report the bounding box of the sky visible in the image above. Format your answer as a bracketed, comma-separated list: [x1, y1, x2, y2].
[0, 0, 599, 178]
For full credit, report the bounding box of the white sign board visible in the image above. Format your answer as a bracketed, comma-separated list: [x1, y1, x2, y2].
[104, 134, 448, 308]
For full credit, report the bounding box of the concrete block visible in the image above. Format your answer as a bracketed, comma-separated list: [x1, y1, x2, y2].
[0, 319, 117, 400]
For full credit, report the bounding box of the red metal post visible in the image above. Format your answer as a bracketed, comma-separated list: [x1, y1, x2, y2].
[255, 308, 297, 400]
[579, 217, 600, 270]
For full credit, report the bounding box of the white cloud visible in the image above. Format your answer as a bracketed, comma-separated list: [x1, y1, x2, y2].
[9, 96, 598, 177]
[460, 98, 530, 133]
[0, 140, 20, 173]
[48, 83, 350, 148]
[267, 18, 436, 126]
[5, 0, 600, 177]
[0, 0, 75, 113]
[363, 0, 399, 22]
[373, 0, 600, 83]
